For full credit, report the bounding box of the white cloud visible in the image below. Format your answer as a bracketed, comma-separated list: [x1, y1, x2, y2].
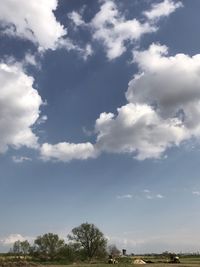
[36, 115, 48, 125]
[127, 43, 200, 130]
[0, 63, 43, 153]
[143, 189, 150, 193]
[40, 142, 97, 162]
[144, 0, 183, 21]
[41, 42, 200, 162]
[90, 0, 156, 60]
[145, 192, 164, 199]
[57, 38, 93, 60]
[95, 103, 186, 160]
[67, 0, 181, 60]
[0, 234, 32, 245]
[68, 11, 85, 27]
[0, 0, 66, 50]
[12, 156, 32, 163]
[82, 126, 93, 137]
[83, 44, 94, 60]
[117, 194, 133, 199]
[23, 53, 37, 67]
[156, 194, 164, 199]
[93, 43, 200, 160]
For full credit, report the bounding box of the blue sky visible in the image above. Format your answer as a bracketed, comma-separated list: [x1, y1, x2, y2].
[1, 0, 200, 254]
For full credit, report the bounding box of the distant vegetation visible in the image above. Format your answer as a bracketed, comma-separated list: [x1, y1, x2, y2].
[5, 223, 108, 264]
[1, 222, 200, 266]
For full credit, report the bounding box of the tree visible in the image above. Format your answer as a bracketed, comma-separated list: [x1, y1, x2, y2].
[34, 233, 64, 260]
[58, 243, 83, 262]
[20, 240, 31, 255]
[12, 241, 21, 255]
[108, 244, 120, 257]
[12, 240, 31, 256]
[68, 222, 107, 260]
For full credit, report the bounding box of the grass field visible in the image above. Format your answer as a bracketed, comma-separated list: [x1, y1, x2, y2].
[45, 263, 200, 267]
[45, 257, 200, 267]
[1, 256, 200, 267]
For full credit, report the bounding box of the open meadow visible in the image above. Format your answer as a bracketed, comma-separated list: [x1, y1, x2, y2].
[2, 257, 200, 267]
[46, 262, 200, 267]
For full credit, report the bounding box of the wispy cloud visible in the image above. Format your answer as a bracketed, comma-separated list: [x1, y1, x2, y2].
[144, 0, 183, 21]
[156, 194, 164, 199]
[12, 156, 32, 163]
[145, 193, 164, 200]
[117, 194, 133, 199]
[143, 189, 150, 193]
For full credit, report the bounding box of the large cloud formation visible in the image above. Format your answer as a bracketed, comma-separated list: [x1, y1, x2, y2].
[96, 43, 200, 160]
[95, 102, 186, 160]
[42, 44, 200, 161]
[0, 0, 194, 162]
[0, 0, 94, 58]
[0, 0, 66, 50]
[0, 63, 42, 153]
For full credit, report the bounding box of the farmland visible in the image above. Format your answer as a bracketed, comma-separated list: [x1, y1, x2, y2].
[1, 256, 200, 267]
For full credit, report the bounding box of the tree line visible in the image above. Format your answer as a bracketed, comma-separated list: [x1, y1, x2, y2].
[9, 223, 120, 263]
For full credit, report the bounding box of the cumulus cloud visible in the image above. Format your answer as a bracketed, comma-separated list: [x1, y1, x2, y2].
[0, 62, 42, 153]
[95, 103, 186, 160]
[0, 0, 94, 59]
[93, 43, 200, 160]
[127, 43, 200, 130]
[40, 142, 97, 162]
[41, 42, 200, 162]
[0, 234, 32, 245]
[144, 0, 183, 21]
[69, 0, 182, 60]
[0, 0, 66, 50]
[90, 0, 156, 60]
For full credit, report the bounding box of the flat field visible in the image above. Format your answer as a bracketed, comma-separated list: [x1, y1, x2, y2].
[46, 261, 200, 267]
[1, 256, 200, 267]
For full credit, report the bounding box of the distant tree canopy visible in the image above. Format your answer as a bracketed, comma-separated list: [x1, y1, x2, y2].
[108, 244, 121, 257]
[34, 233, 64, 260]
[10, 223, 109, 262]
[12, 240, 31, 255]
[68, 222, 107, 260]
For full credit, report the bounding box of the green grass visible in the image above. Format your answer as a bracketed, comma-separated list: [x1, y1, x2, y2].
[46, 264, 200, 267]
[2, 255, 200, 267]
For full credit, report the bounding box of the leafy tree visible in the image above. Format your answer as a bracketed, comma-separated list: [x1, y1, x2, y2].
[34, 233, 64, 260]
[108, 244, 120, 257]
[58, 243, 83, 262]
[12, 240, 30, 256]
[12, 241, 21, 255]
[68, 222, 107, 260]
[20, 240, 31, 255]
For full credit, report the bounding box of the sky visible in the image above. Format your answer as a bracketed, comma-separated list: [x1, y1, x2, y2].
[1, 0, 200, 254]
